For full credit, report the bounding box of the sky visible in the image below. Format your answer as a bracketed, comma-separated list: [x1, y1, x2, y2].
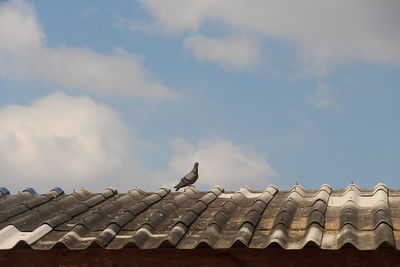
[0, 0, 399, 193]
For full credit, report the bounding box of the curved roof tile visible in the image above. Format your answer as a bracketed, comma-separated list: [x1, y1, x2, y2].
[0, 184, 399, 250]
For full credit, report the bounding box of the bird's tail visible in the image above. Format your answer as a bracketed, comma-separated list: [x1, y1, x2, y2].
[175, 187, 179, 191]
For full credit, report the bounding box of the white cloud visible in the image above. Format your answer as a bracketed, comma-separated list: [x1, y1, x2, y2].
[0, 92, 278, 192]
[0, 92, 185, 193]
[169, 138, 276, 189]
[306, 82, 343, 111]
[0, 92, 133, 187]
[140, 0, 400, 65]
[184, 35, 260, 70]
[0, 94, 277, 192]
[0, 0, 177, 100]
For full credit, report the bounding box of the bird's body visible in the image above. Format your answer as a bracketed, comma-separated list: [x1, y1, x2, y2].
[174, 162, 199, 191]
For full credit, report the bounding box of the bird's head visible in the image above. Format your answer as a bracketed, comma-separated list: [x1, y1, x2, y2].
[193, 162, 199, 172]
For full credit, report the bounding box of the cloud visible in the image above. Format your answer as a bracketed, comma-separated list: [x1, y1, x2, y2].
[0, 92, 175, 193]
[114, 14, 161, 34]
[0, 92, 136, 189]
[140, 0, 400, 65]
[306, 82, 343, 111]
[169, 138, 276, 189]
[184, 35, 260, 70]
[0, 94, 277, 192]
[0, 0, 177, 100]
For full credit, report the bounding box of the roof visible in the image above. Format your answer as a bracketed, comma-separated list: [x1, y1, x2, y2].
[0, 184, 399, 250]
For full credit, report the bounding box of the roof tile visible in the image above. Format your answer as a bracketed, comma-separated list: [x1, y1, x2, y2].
[0, 184, 399, 250]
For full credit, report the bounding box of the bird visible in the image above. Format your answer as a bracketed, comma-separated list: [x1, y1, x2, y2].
[174, 162, 199, 191]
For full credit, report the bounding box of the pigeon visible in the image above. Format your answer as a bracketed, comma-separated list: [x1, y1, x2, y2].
[174, 162, 199, 191]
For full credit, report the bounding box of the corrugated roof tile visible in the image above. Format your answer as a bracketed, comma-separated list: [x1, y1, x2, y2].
[0, 187, 10, 199]
[0, 184, 399, 250]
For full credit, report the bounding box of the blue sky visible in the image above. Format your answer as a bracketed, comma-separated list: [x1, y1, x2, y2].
[0, 0, 399, 193]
